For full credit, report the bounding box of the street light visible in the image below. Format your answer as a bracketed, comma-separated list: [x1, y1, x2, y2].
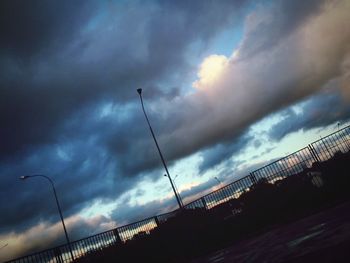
[0, 242, 8, 250]
[20, 175, 75, 261]
[137, 88, 184, 210]
[214, 177, 222, 186]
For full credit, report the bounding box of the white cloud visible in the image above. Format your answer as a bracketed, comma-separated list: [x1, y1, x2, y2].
[192, 54, 229, 90]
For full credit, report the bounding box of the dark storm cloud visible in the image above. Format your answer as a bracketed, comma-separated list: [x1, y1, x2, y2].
[267, 90, 350, 142]
[0, 0, 98, 160]
[0, 0, 246, 162]
[0, 0, 96, 58]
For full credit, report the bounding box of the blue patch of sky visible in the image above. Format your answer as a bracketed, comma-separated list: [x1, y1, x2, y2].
[203, 25, 244, 59]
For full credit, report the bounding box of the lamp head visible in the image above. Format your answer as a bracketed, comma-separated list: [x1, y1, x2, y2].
[137, 88, 142, 95]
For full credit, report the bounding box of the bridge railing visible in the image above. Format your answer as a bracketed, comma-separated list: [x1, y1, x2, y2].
[6, 124, 350, 262]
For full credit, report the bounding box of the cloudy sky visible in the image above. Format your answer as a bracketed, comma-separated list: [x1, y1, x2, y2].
[1, 0, 350, 260]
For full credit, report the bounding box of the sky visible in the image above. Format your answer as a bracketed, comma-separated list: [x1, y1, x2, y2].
[1, 0, 350, 260]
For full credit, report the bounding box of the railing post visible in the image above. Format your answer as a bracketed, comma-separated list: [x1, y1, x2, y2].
[54, 247, 63, 263]
[113, 229, 122, 245]
[320, 136, 333, 159]
[339, 129, 350, 151]
[154, 216, 160, 227]
[249, 172, 257, 186]
[308, 144, 320, 163]
[201, 197, 208, 210]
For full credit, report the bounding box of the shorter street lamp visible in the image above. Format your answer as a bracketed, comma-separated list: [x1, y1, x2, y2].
[214, 177, 222, 186]
[0, 242, 8, 250]
[20, 175, 74, 261]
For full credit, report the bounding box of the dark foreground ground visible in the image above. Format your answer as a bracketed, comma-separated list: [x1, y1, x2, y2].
[192, 201, 350, 263]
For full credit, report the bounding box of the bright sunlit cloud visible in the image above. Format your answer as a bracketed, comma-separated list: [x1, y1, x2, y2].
[193, 54, 228, 90]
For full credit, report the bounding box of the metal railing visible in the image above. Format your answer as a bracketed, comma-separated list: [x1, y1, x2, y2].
[6, 125, 350, 262]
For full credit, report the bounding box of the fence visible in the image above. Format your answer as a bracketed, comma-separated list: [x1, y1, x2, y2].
[6, 125, 350, 262]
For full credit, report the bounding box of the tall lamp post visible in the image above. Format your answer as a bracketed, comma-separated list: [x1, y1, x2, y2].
[137, 88, 184, 210]
[164, 174, 184, 207]
[20, 175, 75, 261]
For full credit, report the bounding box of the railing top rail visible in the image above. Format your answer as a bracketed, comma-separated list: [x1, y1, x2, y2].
[310, 124, 350, 145]
[70, 227, 117, 244]
[251, 146, 311, 174]
[198, 174, 250, 201]
[116, 215, 158, 230]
